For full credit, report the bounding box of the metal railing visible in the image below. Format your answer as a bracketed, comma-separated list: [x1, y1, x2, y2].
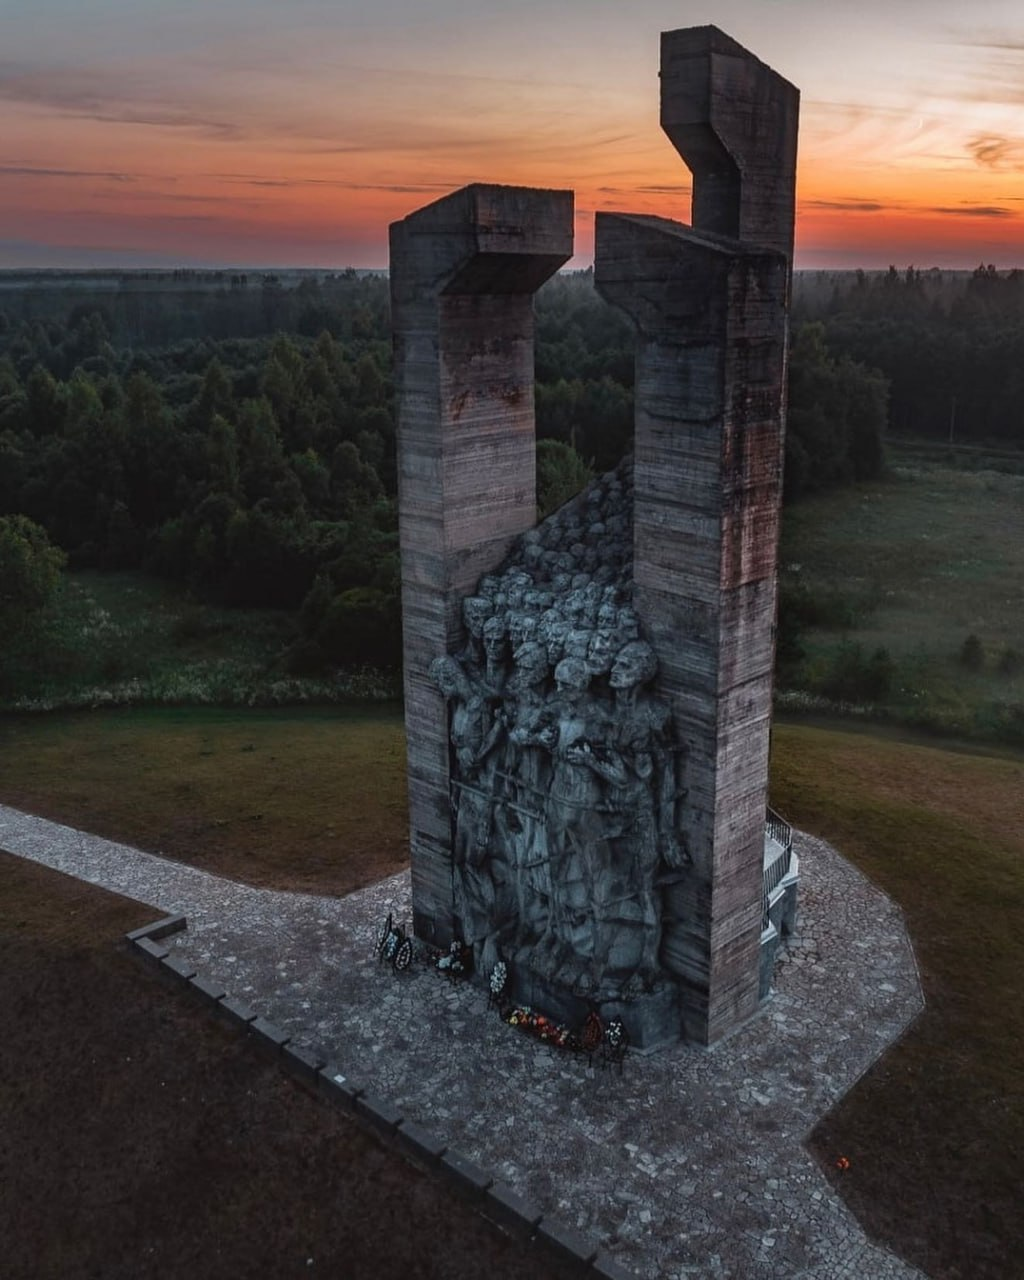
[765, 806, 792, 851]
[762, 807, 794, 933]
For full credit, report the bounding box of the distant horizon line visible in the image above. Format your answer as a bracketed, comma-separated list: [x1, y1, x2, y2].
[1, 263, 1020, 276]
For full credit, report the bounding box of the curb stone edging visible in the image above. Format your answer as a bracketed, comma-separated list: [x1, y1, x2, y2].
[126, 917, 636, 1280]
[127, 914, 187, 943]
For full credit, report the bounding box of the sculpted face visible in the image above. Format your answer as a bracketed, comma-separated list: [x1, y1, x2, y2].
[565, 589, 587, 624]
[617, 607, 641, 643]
[508, 611, 537, 651]
[542, 622, 568, 670]
[463, 596, 492, 639]
[430, 655, 463, 699]
[597, 601, 619, 630]
[582, 582, 602, 618]
[587, 627, 617, 676]
[512, 641, 548, 687]
[610, 640, 658, 690]
[554, 655, 590, 694]
[563, 628, 594, 663]
[483, 615, 509, 661]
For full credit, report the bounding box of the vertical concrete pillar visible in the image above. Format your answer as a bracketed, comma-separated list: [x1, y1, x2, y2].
[390, 184, 573, 947]
[595, 28, 798, 1045]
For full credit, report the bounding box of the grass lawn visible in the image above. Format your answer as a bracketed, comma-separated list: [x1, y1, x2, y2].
[779, 463, 1024, 739]
[0, 705, 408, 896]
[772, 723, 1024, 1280]
[2, 707, 1023, 1276]
[0, 853, 570, 1280]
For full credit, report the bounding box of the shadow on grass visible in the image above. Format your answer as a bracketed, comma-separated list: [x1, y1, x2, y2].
[0, 852, 571, 1280]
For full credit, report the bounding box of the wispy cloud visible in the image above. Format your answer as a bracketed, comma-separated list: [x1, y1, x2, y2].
[966, 133, 1024, 170]
[803, 198, 893, 212]
[932, 32, 1024, 106]
[927, 204, 1017, 218]
[0, 164, 138, 182]
[0, 61, 244, 138]
[208, 173, 455, 193]
[954, 33, 1024, 53]
[596, 183, 691, 195]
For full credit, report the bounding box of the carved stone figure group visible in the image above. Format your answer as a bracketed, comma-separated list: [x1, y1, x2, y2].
[430, 461, 688, 1001]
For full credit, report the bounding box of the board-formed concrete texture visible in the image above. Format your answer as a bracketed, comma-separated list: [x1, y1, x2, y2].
[390, 184, 573, 951]
[595, 27, 799, 1046]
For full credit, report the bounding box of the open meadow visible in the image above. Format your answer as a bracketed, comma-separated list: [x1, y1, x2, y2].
[2, 707, 1022, 1277]
[779, 460, 1024, 743]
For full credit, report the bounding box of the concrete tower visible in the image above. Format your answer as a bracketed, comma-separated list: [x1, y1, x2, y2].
[595, 27, 799, 1044]
[390, 184, 573, 947]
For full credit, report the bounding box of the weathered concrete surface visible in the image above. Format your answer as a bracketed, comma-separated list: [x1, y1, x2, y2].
[390, 184, 573, 951]
[0, 804, 925, 1280]
[661, 25, 799, 258]
[594, 29, 798, 1046]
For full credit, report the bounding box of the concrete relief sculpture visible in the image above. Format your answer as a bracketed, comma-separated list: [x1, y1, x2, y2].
[430, 462, 688, 1002]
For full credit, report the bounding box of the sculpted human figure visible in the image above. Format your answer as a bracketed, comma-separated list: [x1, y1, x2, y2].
[535, 655, 626, 986]
[429, 655, 509, 958]
[460, 596, 492, 674]
[562, 627, 594, 664]
[587, 626, 618, 681]
[538, 612, 568, 669]
[524, 587, 552, 615]
[597, 640, 686, 989]
[481, 614, 511, 696]
[617, 607, 641, 644]
[502, 640, 555, 947]
[507, 610, 538, 652]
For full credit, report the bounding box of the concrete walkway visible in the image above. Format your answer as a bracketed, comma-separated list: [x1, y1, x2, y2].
[0, 803, 925, 1280]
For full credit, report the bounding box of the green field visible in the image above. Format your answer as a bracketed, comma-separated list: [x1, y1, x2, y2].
[1, 570, 398, 713]
[779, 461, 1024, 741]
[0, 705, 408, 896]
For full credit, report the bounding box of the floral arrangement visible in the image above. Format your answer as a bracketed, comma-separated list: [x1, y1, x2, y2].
[436, 938, 470, 977]
[505, 1005, 578, 1050]
[488, 961, 508, 998]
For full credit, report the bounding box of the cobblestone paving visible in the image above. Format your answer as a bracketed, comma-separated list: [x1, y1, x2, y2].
[1, 803, 925, 1279]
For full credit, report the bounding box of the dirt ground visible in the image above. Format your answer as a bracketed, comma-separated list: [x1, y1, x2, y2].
[0, 851, 573, 1280]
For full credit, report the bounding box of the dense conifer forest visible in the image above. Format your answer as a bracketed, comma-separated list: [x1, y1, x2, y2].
[1, 265, 1019, 696]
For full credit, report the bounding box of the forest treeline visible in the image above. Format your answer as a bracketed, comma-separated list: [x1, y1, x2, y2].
[5, 265, 1013, 676]
[794, 264, 1024, 444]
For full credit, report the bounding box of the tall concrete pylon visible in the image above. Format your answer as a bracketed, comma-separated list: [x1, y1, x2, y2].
[595, 27, 799, 1045]
[390, 184, 573, 946]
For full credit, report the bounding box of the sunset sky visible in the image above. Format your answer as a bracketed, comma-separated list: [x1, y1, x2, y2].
[3, 0, 1024, 270]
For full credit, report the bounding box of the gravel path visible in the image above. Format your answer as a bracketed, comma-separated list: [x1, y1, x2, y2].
[1, 803, 925, 1279]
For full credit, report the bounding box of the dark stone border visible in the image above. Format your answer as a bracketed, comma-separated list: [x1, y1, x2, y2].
[126, 917, 635, 1278]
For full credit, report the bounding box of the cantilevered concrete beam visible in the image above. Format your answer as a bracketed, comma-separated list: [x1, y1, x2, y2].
[661, 25, 798, 260]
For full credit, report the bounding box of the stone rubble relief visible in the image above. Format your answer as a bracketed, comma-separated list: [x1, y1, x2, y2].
[394, 26, 800, 1050]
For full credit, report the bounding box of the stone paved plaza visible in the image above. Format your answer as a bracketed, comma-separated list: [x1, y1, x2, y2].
[1, 803, 925, 1279]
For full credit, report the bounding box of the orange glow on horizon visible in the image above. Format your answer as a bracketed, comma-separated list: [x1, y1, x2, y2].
[4, 5, 1024, 271]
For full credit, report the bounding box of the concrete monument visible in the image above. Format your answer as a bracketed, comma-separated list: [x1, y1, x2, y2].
[594, 26, 799, 1045]
[390, 184, 573, 950]
[392, 28, 799, 1050]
